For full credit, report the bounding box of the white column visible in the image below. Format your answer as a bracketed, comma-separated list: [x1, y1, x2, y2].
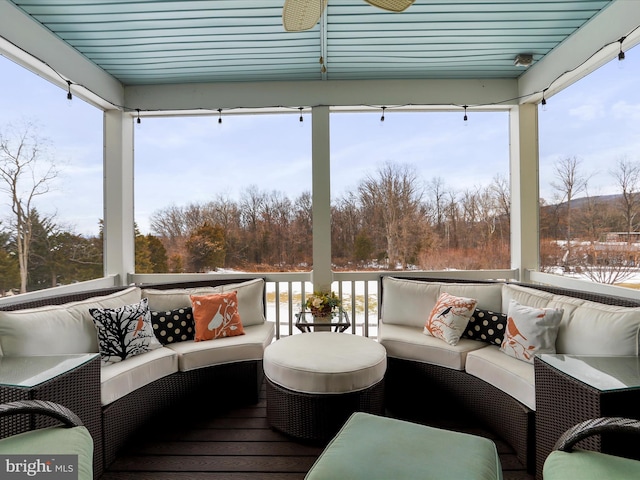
[103, 110, 135, 285]
[509, 104, 539, 282]
[311, 106, 333, 292]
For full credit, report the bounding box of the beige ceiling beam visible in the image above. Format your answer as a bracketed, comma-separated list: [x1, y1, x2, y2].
[125, 78, 518, 115]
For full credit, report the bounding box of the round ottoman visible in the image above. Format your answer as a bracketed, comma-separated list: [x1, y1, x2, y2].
[264, 332, 387, 443]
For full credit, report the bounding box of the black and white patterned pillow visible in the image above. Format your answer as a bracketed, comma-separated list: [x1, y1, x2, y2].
[89, 297, 162, 365]
[151, 307, 194, 345]
[462, 308, 507, 346]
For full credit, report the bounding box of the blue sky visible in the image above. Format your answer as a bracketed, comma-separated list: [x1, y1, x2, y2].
[0, 44, 639, 236]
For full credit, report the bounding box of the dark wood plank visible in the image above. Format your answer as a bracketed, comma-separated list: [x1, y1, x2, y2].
[105, 379, 534, 480]
[130, 440, 323, 456]
[109, 455, 317, 472]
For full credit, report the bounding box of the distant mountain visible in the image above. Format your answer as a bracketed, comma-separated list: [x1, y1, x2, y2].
[543, 194, 621, 210]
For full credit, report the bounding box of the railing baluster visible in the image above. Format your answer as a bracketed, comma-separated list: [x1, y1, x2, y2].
[275, 282, 281, 340]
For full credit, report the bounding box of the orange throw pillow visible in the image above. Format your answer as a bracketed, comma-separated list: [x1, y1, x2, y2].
[191, 291, 245, 341]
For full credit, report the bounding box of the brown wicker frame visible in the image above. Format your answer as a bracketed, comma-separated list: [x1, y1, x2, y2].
[380, 276, 640, 475]
[554, 417, 640, 452]
[266, 377, 385, 444]
[0, 277, 267, 474]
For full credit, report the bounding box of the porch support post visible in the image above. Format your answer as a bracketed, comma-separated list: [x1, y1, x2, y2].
[509, 104, 539, 282]
[311, 106, 333, 292]
[103, 110, 135, 285]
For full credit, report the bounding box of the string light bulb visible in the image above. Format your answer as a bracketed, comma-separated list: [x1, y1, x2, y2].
[136, 109, 141, 126]
[541, 90, 548, 111]
[299, 107, 304, 123]
[66, 80, 73, 106]
[217, 108, 222, 124]
[380, 106, 386, 123]
[618, 36, 626, 61]
[463, 105, 468, 124]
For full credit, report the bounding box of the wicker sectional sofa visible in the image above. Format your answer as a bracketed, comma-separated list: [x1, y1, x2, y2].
[0, 277, 274, 477]
[378, 276, 640, 473]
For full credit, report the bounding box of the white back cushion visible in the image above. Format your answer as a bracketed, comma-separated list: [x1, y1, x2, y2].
[142, 286, 220, 311]
[501, 284, 553, 312]
[0, 287, 141, 356]
[219, 278, 266, 327]
[380, 277, 440, 328]
[440, 284, 502, 313]
[556, 300, 640, 355]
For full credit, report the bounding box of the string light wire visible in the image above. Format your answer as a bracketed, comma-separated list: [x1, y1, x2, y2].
[9, 23, 635, 119]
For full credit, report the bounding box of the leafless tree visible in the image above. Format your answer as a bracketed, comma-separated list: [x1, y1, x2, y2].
[551, 156, 590, 264]
[0, 122, 58, 293]
[357, 162, 425, 269]
[610, 157, 640, 245]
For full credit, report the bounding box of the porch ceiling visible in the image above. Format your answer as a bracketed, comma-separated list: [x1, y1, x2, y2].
[1, 1, 639, 111]
[4, 0, 617, 85]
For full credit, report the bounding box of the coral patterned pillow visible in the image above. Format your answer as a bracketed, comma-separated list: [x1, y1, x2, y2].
[424, 292, 477, 346]
[500, 299, 563, 363]
[191, 291, 245, 341]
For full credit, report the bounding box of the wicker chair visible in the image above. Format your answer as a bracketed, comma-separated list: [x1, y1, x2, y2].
[543, 417, 640, 479]
[0, 400, 94, 480]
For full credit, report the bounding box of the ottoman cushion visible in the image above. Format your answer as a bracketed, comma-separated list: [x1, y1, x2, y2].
[264, 332, 386, 394]
[306, 412, 503, 480]
[543, 450, 640, 480]
[0, 426, 94, 480]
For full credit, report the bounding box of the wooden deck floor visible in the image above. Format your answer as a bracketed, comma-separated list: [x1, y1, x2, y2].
[102, 384, 535, 480]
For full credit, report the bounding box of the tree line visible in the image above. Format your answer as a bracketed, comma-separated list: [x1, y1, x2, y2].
[2, 122, 640, 294]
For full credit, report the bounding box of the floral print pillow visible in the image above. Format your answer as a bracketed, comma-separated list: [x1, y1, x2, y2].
[424, 292, 477, 346]
[500, 299, 563, 363]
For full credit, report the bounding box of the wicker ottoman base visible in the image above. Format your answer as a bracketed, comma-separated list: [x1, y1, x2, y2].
[266, 377, 385, 443]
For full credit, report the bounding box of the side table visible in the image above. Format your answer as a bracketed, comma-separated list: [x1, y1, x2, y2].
[534, 354, 640, 479]
[295, 309, 351, 333]
[0, 354, 103, 478]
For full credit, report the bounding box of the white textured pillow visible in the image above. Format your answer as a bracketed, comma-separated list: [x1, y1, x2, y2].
[424, 292, 477, 345]
[0, 287, 142, 356]
[500, 299, 563, 363]
[219, 278, 266, 326]
[381, 277, 440, 328]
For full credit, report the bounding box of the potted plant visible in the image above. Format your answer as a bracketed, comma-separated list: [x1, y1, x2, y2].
[305, 291, 341, 321]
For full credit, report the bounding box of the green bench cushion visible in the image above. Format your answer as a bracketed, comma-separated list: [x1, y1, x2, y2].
[544, 450, 640, 480]
[0, 426, 93, 480]
[306, 412, 502, 480]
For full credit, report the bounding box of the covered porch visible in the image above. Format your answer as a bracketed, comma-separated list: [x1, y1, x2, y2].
[2, 3, 640, 480]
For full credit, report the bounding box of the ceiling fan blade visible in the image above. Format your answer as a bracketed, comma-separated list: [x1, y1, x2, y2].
[283, 0, 327, 32]
[364, 0, 415, 12]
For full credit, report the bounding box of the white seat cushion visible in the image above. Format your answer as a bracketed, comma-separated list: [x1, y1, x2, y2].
[166, 322, 275, 371]
[379, 321, 488, 370]
[264, 332, 386, 394]
[100, 346, 179, 406]
[466, 345, 536, 410]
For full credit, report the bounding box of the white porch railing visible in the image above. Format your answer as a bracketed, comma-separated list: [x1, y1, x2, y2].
[6, 269, 640, 338]
[132, 269, 520, 339]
